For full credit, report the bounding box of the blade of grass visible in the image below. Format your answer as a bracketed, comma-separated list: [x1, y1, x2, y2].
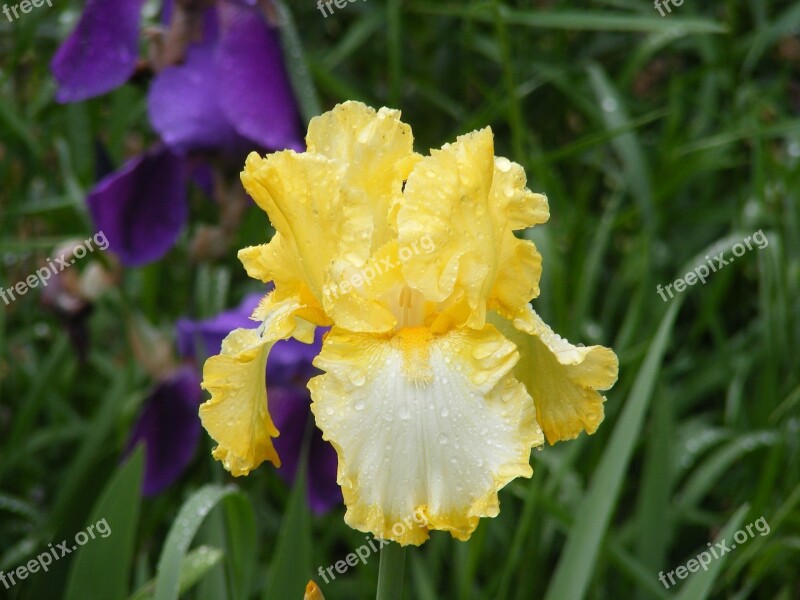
[154, 484, 243, 600]
[64, 448, 144, 600]
[544, 301, 681, 600]
[673, 504, 749, 600]
[129, 546, 224, 600]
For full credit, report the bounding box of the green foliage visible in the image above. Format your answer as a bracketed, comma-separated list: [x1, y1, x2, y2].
[2, 0, 799, 598]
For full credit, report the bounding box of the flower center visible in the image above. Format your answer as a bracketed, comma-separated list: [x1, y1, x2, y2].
[387, 285, 427, 329]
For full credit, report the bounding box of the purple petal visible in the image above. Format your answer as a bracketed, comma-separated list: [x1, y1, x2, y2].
[126, 367, 203, 496]
[87, 147, 187, 267]
[269, 384, 342, 515]
[266, 329, 324, 387]
[215, 3, 303, 151]
[51, 0, 146, 102]
[148, 44, 244, 153]
[269, 386, 309, 484]
[307, 434, 342, 514]
[176, 292, 264, 360]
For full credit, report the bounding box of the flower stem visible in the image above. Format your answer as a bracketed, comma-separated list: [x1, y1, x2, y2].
[376, 541, 407, 600]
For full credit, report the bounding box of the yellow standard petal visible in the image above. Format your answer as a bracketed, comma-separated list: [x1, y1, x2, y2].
[309, 325, 543, 545]
[240, 150, 372, 305]
[487, 157, 550, 318]
[397, 128, 495, 328]
[306, 101, 420, 249]
[491, 305, 619, 445]
[199, 297, 310, 476]
[398, 128, 549, 328]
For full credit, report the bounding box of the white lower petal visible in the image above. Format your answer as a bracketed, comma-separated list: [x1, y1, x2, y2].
[309, 325, 543, 545]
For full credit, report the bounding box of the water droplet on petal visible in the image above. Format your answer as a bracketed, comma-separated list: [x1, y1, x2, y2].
[496, 156, 512, 172]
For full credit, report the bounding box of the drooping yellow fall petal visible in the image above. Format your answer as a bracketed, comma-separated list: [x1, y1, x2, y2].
[308, 325, 543, 545]
[199, 296, 311, 476]
[491, 305, 618, 445]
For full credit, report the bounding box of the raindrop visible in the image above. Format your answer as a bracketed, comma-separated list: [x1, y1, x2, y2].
[438, 433, 448, 444]
[495, 156, 512, 173]
[354, 400, 365, 411]
[440, 406, 449, 417]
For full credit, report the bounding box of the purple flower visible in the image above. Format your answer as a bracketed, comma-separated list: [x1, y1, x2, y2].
[177, 294, 342, 513]
[51, 0, 146, 103]
[87, 146, 187, 267]
[53, 0, 303, 266]
[127, 366, 204, 496]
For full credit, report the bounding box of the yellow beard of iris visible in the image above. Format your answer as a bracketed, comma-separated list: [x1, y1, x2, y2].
[199, 101, 619, 545]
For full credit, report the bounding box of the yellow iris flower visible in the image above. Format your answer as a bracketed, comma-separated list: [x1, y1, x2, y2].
[199, 101, 618, 545]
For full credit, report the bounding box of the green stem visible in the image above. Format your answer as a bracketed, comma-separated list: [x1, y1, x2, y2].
[376, 542, 407, 600]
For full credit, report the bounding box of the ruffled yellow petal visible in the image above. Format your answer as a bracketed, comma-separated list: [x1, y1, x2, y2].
[398, 130, 549, 328]
[488, 157, 549, 318]
[491, 305, 618, 444]
[306, 101, 420, 249]
[309, 325, 543, 545]
[239, 236, 330, 327]
[240, 150, 373, 304]
[320, 241, 404, 333]
[199, 297, 309, 476]
[397, 128, 495, 329]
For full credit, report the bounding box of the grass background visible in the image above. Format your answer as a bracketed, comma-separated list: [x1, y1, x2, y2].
[1, 0, 799, 598]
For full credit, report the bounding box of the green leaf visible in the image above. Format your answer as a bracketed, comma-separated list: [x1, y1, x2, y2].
[544, 302, 681, 600]
[673, 504, 749, 600]
[154, 484, 242, 600]
[128, 546, 224, 600]
[263, 461, 313, 599]
[408, 4, 726, 34]
[273, 0, 322, 122]
[64, 448, 144, 600]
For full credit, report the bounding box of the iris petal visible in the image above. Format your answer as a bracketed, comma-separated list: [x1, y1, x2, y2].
[52, 0, 145, 102]
[309, 325, 542, 545]
[126, 367, 202, 496]
[492, 305, 619, 444]
[306, 101, 420, 248]
[148, 44, 243, 153]
[199, 296, 314, 476]
[216, 2, 303, 151]
[87, 147, 187, 267]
